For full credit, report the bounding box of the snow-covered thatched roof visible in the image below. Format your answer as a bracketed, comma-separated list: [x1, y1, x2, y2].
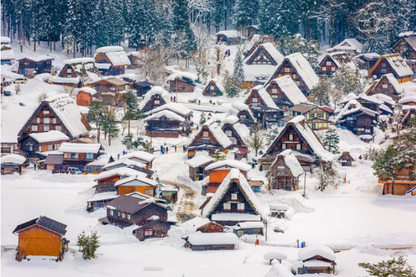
[96, 46, 131, 66]
[114, 173, 157, 187]
[143, 110, 186, 122]
[336, 99, 379, 122]
[298, 244, 336, 262]
[188, 232, 239, 245]
[143, 103, 191, 118]
[284, 53, 319, 91]
[369, 54, 413, 78]
[271, 149, 304, 178]
[58, 142, 100, 153]
[268, 76, 307, 105]
[29, 131, 69, 143]
[185, 153, 214, 168]
[328, 38, 363, 53]
[252, 85, 279, 109]
[139, 86, 170, 111]
[205, 159, 251, 172]
[0, 154, 26, 164]
[121, 151, 155, 163]
[190, 120, 232, 149]
[216, 30, 241, 38]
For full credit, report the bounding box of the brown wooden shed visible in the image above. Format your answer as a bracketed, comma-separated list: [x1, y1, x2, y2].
[337, 152, 354, 166]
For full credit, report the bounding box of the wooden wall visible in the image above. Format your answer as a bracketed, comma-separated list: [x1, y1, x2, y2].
[17, 226, 62, 258]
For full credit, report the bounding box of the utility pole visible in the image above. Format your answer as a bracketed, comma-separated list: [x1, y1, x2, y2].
[303, 172, 307, 197]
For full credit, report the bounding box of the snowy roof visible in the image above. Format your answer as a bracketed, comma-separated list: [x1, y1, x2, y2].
[383, 73, 402, 93]
[121, 151, 155, 163]
[336, 99, 379, 122]
[96, 46, 124, 53]
[264, 264, 294, 277]
[185, 154, 214, 168]
[223, 116, 239, 125]
[1, 36, 11, 44]
[190, 120, 232, 149]
[232, 102, 250, 112]
[143, 103, 191, 117]
[75, 87, 97, 95]
[202, 168, 264, 219]
[205, 79, 225, 94]
[243, 63, 277, 82]
[87, 191, 117, 202]
[298, 244, 336, 262]
[180, 217, 210, 230]
[253, 85, 279, 109]
[399, 96, 416, 104]
[1, 49, 15, 61]
[64, 58, 95, 65]
[102, 50, 131, 66]
[371, 93, 395, 106]
[285, 116, 334, 161]
[114, 174, 157, 187]
[188, 232, 239, 245]
[284, 53, 318, 91]
[18, 55, 54, 62]
[245, 43, 284, 66]
[384, 54, 413, 77]
[399, 80, 416, 97]
[205, 159, 251, 172]
[44, 94, 89, 138]
[235, 222, 264, 229]
[216, 30, 240, 38]
[29, 131, 69, 143]
[50, 76, 80, 84]
[275, 149, 304, 177]
[269, 203, 289, 211]
[233, 122, 251, 140]
[103, 159, 146, 169]
[94, 167, 140, 181]
[143, 110, 186, 122]
[327, 51, 357, 71]
[166, 71, 198, 82]
[0, 154, 26, 164]
[58, 142, 100, 153]
[269, 76, 307, 105]
[330, 38, 363, 53]
[139, 86, 170, 111]
[211, 213, 261, 221]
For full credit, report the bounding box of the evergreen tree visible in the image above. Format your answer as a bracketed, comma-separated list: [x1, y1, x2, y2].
[331, 65, 362, 95]
[372, 145, 402, 195]
[171, 0, 196, 56]
[102, 111, 120, 146]
[233, 51, 244, 86]
[77, 230, 100, 260]
[88, 100, 108, 143]
[210, 0, 224, 32]
[309, 76, 330, 106]
[323, 127, 340, 154]
[200, 112, 207, 125]
[225, 83, 239, 98]
[123, 91, 142, 135]
[279, 34, 321, 68]
[233, 0, 258, 31]
[359, 256, 416, 277]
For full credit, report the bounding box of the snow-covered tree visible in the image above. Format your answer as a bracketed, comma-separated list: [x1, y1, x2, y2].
[309, 76, 331, 106]
[331, 65, 362, 95]
[88, 100, 108, 143]
[233, 0, 258, 31]
[315, 164, 338, 191]
[77, 230, 100, 260]
[359, 256, 416, 277]
[372, 145, 402, 195]
[323, 126, 340, 154]
[246, 123, 266, 156]
[279, 34, 320, 68]
[233, 50, 244, 86]
[210, 0, 225, 32]
[123, 91, 142, 136]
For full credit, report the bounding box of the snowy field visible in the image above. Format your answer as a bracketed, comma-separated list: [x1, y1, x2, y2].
[2, 155, 416, 276]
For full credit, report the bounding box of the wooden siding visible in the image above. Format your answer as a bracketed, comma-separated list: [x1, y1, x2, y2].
[95, 52, 125, 76]
[141, 94, 167, 113]
[202, 81, 223, 97]
[187, 125, 225, 158]
[365, 76, 401, 101]
[270, 59, 310, 94]
[17, 225, 63, 258]
[134, 221, 172, 241]
[268, 157, 299, 190]
[265, 82, 294, 110]
[76, 91, 94, 106]
[96, 175, 120, 193]
[169, 78, 195, 93]
[317, 55, 339, 75]
[117, 185, 155, 196]
[18, 58, 53, 76]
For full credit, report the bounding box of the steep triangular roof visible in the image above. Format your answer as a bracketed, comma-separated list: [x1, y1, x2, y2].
[369, 54, 413, 78]
[267, 76, 307, 105]
[189, 120, 232, 149]
[139, 86, 170, 112]
[245, 43, 284, 66]
[13, 216, 67, 236]
[202, 168, 264, 219]
[270, 149, 304, 178]
[247, 86, 279, 109]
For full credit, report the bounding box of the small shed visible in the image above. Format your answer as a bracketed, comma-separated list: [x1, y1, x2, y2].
[267, 149, 304, 191]
[76, 87, 97, 106]
[13, 216, 68, 261]
[159, 184, 178, 204]
[233, 221, 264, 237]
[269, 203, 290, 218]
[132, 81, 153, 97]
[297, 244, 337, 275]
[167, 72, 197, 93]
[202, 79, 225, 97]
[196, 221, 224, 233]
[338, 152, 354, 167]
[216, 30, 241, 45]
[0, 154, 26, 175]
[187, 232, 239, 251]
[185, 153, 215, 181]
[248, 178, 264, 193]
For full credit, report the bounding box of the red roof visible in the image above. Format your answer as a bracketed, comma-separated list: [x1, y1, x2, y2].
[321, 106, 334, 114]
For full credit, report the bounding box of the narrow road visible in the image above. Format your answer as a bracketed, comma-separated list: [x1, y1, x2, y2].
[160, 179, 199, 223]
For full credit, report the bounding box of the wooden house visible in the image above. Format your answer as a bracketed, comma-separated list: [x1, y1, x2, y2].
[297, 245, 337, 275]
[17, 94, 91, 158]
[335, 99, 379, 139]
[185, 154, 215, 181]
[86, 192, 117, 212]
[19, 131, 69, 158]
[243, 43, 284, 88]
[93, 167, 139, 193]
[269, 203, 290, 218]
[368, 54, 413, 83]
[354, 53, 380, 71]
[59, 142, 101, 166]
[132, 81, 153, 97]
[121, 151, 155, 169]
[267, 53, 319, 95]
[232, 222, 264, 237]
[231, 103, 257, 129]
[102, 193, 174, 241]
[75, 87, 97, 106]
[267, 149, 304, 191]
[115, 173, 157, 196]
[187, 120, 232, 159]
[187, 232, 239, 251]
[94, 46, 131, 76]
[159, 184, 178, 204]
[260, 116, 334, 172]
[216, 30, 241, 45]
[202, 79, 225, 97]
[139, 86, 170, 113]
[17, 56, 53, 76]
[265, 76, 308, 110]
[317, 52, 357, 75]
[202, 168, 264, 226]
[1, 154, 26, 175]
[13, 216, 68, 261]
[365, 73, 403, 101]
[401, 106, 416, 129]
[338, 151, 354, 166]
[196, 221, 225, 233]
[202, 159, 252, 195]
[245, 85, 284, 129]
[221, 116, 251, 160]
[1, 139, 19, 157]
[327, 38, 363, 56]
[245, 25, 259, 39]
[92, 77, 130, 106]
[143, 103, 193, 121]
[167, 72, 197, 93]
[288, 104, 331, 130]
[1, 38, 15, 65]
[392, 33, 416, 71]
[49, 58, 100, 88]
[143, 110, 191, 138]
[102, 159, 154, 178]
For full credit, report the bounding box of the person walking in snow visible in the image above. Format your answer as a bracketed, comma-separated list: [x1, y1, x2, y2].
[166, 146, 169, 154]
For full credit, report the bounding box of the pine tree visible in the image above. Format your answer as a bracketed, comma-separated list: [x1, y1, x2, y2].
[279, 34, 321, 68]
[372, 145, 402, 195]
[88, 100, 108, 143]
[331, 65, 362, 95]
[171, 0, 196, 56]
[233, 0, 258, 31]
[123, 91, 142, 135]
[200, 112, 207, 125]
[225, 83, 239, 98]
[77, 230, 100, 260]
[233, 51, 244, 86]
[323, 127, 340, 154]
[315, 164, 338, 191]
[102, 111, 120, 146]
[359, 256, 416, 277]
[309, 76, 330, 106]
[210, 0, 224, 32]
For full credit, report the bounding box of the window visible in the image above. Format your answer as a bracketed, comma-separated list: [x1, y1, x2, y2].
[109, 210, 114, 216]
[48, 145, 53, 151]
[292, 74, 297, 79]
[144, 229, 153, 236]
[223, 203, 231, 210]
[44, 118, 50, 124]
[317, 113, 323, 118]
[365, 129, 371, 133]
[295, 81, 300, 86]
[202, 138, 210, 144]
[203, 131, 209, 137]
[296, 143, 301, 150]
[38, 146, 43, 152]
[110, 87, 115, 91]
[154, 100, 160, 105]
[231, 193, 237, 200]
[127, 214, 131, 220]
[43, 125, 49, 131]
[382, 63, 386, 67]
[71, 153, 78, 159]
[272, 88, 277, 93]
[331, 67, 336, 71]
[37, 118, 41, 124]
[382, 84, 387, 89]
[1, 147, 11, 154]
[252, 97, 258, 103]
[32, 125, 38, 131]
[225, 130, 232, 136]
[64, 153, 70, 159]
[67, 68, 72, 74]
[381, 69, 386, 74]
[237, 203, 245, 210]
[322, 67, 326, 71]
[326, 61, 331, 66]
[145, 189, 154, 195]
[27, 145, 33, 151]
[52, 118, 56, 124]
[55, 126, 62, 131]
[122, 213, 126, 219]
[44, 110, 50, 114]
[210, 86, 215, 90]
[282, 143, 286, 149]
[118, 212, 121, 217]
[86, 153, 94, 159]
[289, 134, 293, 141]
[284, 68, 290, 73]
